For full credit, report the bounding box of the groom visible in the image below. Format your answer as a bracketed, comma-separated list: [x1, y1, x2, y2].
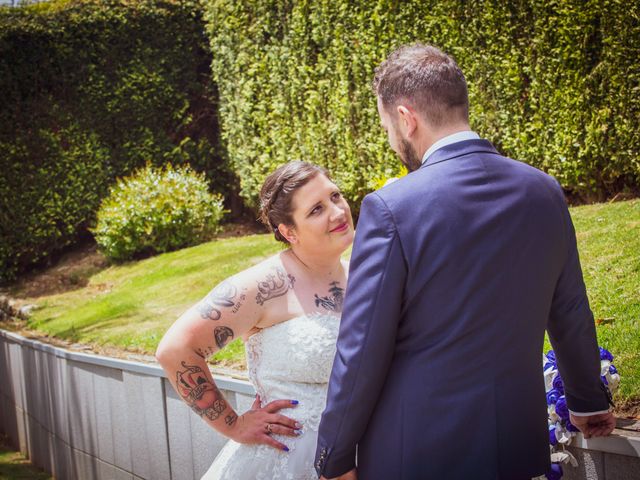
[315, 44, 615, 479]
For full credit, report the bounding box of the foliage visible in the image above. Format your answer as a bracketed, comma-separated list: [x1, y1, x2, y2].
[203, 0, 640, 210]
[0, 0, 234, 282]
[13, 200, 640, 404]
[93, 164, 225, 262]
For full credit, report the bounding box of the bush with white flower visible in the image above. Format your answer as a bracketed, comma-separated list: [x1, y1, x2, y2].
[537, 347, 619, 480]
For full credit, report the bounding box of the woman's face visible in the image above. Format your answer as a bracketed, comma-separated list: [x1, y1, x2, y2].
[285, 174, 354, 255]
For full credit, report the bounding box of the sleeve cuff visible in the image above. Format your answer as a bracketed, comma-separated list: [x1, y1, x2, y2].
[569, 409, 611, 416]
[317, 448, 356, 479]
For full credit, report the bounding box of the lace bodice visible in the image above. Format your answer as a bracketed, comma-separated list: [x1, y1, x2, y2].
[245, 312, 340, 432]
[203, 312, 340, 480]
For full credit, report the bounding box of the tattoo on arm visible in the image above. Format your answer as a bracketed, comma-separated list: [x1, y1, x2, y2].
[175, 361, 230, 421]
[314, 281, 344, 312]
[198, 280, 246, 321]
[195, 346, 216, 359]
[225, 412, 238, 426]
[214, 326, 234, 349]
[255, 267, 295, 305]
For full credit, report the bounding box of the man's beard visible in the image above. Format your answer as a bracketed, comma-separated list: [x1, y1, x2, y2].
[399, 138, 423, 172]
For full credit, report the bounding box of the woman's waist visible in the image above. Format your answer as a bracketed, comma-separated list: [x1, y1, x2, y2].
[255, 382, 328, 428]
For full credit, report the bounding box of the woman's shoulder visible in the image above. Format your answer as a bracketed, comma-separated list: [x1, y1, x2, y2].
[235, 250, 289, 283]
[229, 251, 296, 307]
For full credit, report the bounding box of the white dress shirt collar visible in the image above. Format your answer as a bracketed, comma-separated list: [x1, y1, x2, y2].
[421, 130, 480, 165]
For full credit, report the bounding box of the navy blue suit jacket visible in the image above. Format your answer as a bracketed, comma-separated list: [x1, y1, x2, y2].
[315, 140, 610, 479]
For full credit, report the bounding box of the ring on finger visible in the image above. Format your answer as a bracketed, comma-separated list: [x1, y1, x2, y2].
[265, 423, 273, 434]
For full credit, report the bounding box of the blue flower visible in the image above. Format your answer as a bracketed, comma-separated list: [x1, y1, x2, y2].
[548, 425, 558, 446]
[552, 374, 564, 394]
[609, 364, 618, 375]
[546, 388, 561, 405]
[601, 375, 609, 385]
[555, 396, 570, 421]
[546, 350, 556, 362]
[544, 361, 556, 372]
[566, 420, 580, 433]
[599, 347, 614, 361]
[546, 463, 563, 480]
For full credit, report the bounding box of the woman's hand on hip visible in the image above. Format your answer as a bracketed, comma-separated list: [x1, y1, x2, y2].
[228, 395, 302, 451]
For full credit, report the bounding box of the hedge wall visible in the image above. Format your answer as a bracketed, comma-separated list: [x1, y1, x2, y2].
[0, 0, 235, 283]
[204, 0, 640, 209]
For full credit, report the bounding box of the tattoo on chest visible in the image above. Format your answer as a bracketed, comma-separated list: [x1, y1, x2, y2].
[214, 326, 234, 349]
[175, 361, 228, 421]
[255, 267, 295, 305]
[314, 281, 344, 312]
[198, 280, 245, 321]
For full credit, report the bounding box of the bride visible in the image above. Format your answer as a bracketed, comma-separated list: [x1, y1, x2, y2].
[156, 161, 355, 480]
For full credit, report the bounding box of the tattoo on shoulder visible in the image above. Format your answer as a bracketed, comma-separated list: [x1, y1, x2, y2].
[175, 361, 228, 421]
[214, 326, 234, 349]
[314, 281, 344, 312]
[198, 280, 247, 321]
[255, 266, 295, 306]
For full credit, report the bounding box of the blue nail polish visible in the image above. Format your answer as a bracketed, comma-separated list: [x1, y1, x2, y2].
[295, 429, 303, 436]
[283, 446, 289, 452]
[291, 399, 299, 405]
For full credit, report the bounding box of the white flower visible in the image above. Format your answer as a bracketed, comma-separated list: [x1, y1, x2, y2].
[548, 405, 559, 424]
[383, 177, 399, 187]
[551, 450, 578, 466]
[555, 422, 573, 445]
[544, 367, 558, 391]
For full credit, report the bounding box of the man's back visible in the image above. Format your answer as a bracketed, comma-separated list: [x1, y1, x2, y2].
[355, 139, 560, 477]
[316, 43, 612, 480]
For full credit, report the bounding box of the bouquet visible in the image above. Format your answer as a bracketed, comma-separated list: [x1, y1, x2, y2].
[537, 347, 619, 480]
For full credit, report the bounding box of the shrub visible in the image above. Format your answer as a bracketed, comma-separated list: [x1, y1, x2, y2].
[0, 0, 236, 283]
[204, 0, 640, 211]
[92, 164, 225, 262]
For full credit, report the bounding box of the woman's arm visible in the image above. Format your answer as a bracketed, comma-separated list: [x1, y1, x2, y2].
[156, 266, 300, 450]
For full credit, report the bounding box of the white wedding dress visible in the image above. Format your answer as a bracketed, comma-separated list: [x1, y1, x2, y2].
[202, 312, 340, 480]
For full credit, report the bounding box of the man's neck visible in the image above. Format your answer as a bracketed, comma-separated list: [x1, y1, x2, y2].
[419, 123, 472, 159]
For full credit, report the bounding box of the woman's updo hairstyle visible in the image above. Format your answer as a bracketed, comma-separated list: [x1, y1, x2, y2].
[259, 161, 330, 244]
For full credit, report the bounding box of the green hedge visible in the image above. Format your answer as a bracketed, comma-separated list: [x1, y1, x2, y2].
[0, 0, 235, 283]
[204, 0, 640, 209]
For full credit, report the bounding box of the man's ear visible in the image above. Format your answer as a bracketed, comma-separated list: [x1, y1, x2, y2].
[396, 104, 418, 137]
[277, 223, 298, 244]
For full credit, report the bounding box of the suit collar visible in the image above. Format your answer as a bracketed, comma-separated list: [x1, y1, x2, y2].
[420, 139, 499, 169]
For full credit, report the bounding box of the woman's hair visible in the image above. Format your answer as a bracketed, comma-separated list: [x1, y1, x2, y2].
[259, 161, 330, 244]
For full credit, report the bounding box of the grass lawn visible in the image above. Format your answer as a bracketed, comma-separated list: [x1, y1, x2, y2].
[18, 234, 284, 368]
[5, 200, 640, 407]
[0, 435, 51, 480]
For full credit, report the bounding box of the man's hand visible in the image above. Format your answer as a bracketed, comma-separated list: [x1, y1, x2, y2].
[570, 412, 616, 439]
[320, 469, 358, 480]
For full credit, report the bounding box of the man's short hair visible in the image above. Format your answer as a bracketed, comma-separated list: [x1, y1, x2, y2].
[373, 43, 469, 127]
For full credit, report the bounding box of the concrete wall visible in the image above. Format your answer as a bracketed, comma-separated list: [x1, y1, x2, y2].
[1, 328, 639, 480]
[0, 329, 255, 480]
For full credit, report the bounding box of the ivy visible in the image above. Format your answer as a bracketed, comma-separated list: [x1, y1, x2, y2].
[204, 0, 639, 208]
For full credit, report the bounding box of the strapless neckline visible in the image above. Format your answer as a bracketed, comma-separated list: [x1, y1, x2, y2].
[249, 311, 341, 339]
